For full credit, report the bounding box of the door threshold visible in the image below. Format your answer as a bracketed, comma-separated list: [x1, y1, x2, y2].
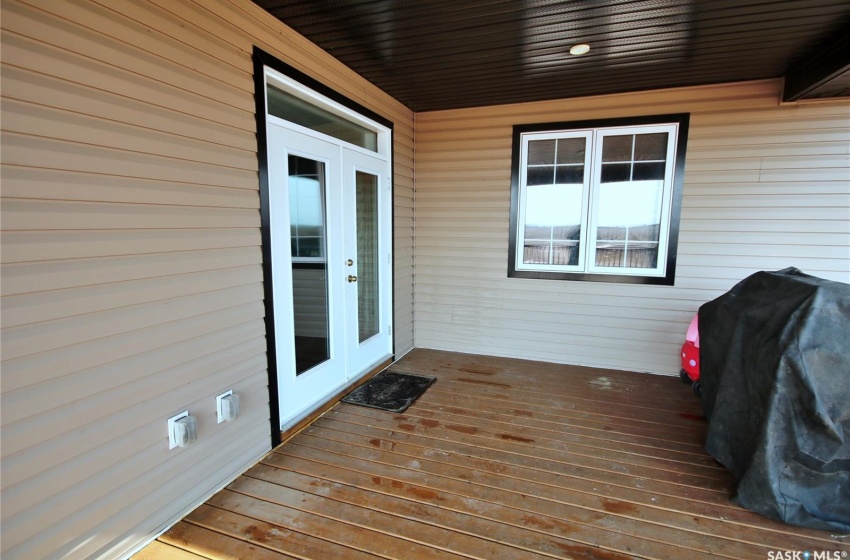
[278, 356, 394, 445]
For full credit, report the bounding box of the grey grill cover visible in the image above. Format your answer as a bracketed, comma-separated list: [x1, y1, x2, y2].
[699, 267, 850, 532]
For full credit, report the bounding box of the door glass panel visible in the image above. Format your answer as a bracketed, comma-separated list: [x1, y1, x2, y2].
[355, 171, 380, 342]
[288, 155, 330, 374]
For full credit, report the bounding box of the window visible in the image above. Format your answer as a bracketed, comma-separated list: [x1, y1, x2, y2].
[509, 114, 689, 285]
[268, 85, 378, 152]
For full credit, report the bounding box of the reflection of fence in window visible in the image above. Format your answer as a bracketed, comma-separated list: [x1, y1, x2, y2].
[595, 244, 658, 268]
[523, 241, 579, 265]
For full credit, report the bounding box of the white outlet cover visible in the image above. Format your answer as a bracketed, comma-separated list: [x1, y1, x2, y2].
[216, 390, 233, 423]
[167, 411, 189, 449]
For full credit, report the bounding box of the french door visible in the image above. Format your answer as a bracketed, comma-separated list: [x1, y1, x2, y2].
[268, 121, 392, 427]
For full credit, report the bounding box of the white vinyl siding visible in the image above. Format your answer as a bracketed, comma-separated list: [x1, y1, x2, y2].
[0, 1, 414, 559]
[414, 79, 850, 374]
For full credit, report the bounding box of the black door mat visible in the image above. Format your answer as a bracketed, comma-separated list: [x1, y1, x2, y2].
[342, 370, 436, 413]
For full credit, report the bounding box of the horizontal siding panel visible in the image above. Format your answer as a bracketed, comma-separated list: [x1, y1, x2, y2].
[687, 141, 850, 160]
[760, 154, 850, 169]
[4, 0, 252, 112]
[2, 301, 265, 403]
[683, 193, 849, 209]
[1, 229, 261, 264]
[413, 324, 678, 373]
[759, 166, 850, 182]
[0, 166, 259, 207]
[682, 242, 847, 259]
[415, 281, 729, 307]
[2, 134, 257, 189]
[2, 99, 256, 170]
[1, 199, 260, 231]
[87, 0, 249, 70]
[1, 247, 262, 296]
[28, 0, 252, 91]
[0, 33, 254, 131]
[683, 180, 850, 196]
[681, 218, 849, 234]
[1, 266, 261, 328]
[417, 300, 694, 331]
[688, 127, 850, 145]
[416, 80, 782, 130]
[2, 66, 255, 151]
[2, 283, 264, 361]
[689, 117, 850, 137]
[682, 261, 849, 283]
[679, 230, 850, 247]
[680, 206, 849, 220]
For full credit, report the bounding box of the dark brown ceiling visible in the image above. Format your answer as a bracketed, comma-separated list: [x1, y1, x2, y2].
[254, 0, 850, 112]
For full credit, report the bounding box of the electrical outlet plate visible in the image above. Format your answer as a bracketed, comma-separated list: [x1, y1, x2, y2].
[216, 390, 233, 423]
[167, 411, 189, 449]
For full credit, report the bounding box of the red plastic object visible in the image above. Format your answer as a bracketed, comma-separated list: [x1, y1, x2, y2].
[680, 314, 700, 382]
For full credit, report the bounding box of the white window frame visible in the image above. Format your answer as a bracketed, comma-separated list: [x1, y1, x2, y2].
[516, 130, 593, 273]
[510, 114, 688, 285]
[264, 68, 391, 160]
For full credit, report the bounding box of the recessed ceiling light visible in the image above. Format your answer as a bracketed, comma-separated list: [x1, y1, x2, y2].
[569, 44, 590, 56]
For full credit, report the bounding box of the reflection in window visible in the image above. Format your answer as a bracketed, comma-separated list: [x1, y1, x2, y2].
[268, 85, 378, 152]
[288, 155, 326, 261]
[355, 172, 380, 343]
[523, 137, 586, 266]
[288, 155, 330, 375]
[596, 133, 667, 269]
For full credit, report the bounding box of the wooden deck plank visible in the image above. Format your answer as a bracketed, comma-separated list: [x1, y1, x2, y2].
[423, 385, 709, 445]
[253, 458, 638, 560]
[209, 488, 467, 559]
[424, 377, 704, 428]
[378, 401, 719, 468]
[293, 424, 836, 551]
[278, 435, 776, 559]
[263, 450, 699, 560]
[308, 416, 732, 506]
[297, 421, 840, 546]
[159, 521, 299, 559]
[130, 540, 210, 560]
[185, 504, 380, 560]
[331, 406, 734, 490]
[138, 349, 850, 560]
[244, 464, 557, 560]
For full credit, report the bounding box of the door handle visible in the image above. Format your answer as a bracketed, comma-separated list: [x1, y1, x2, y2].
[347, 275, 358, 283]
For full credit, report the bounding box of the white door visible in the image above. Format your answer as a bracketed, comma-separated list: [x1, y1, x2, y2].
[342, 147, 393, 375]
[268, 122, 392, 427]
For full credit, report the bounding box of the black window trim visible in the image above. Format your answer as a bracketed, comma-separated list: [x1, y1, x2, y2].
[508, 113, 690, 286]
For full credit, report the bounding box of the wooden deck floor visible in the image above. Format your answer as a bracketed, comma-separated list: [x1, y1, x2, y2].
[136, 349, 850, 560]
